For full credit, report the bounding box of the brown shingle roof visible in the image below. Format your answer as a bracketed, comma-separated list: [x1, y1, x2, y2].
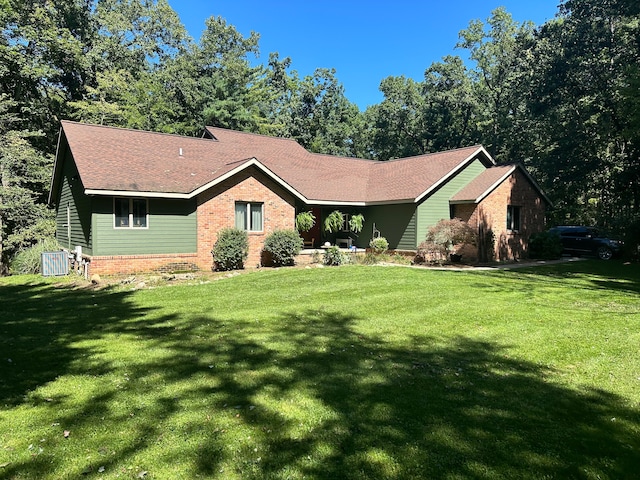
[450, 165, 517, 203]
[367, 147, 487, 202]
[450, 164, 552, 205]
[53, 121, 494, 204]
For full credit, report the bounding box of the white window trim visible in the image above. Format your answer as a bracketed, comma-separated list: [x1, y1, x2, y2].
[113, 197, 149, 229]
[236, 201, 264, 232]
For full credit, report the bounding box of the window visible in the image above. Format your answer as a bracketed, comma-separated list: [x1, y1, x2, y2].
[114, 198, 148, 228]
[506, 205, 521, 231]
[235, 202, 263, 232]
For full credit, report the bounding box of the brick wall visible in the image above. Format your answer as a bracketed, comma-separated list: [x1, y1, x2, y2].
[454, 168, 547, 261]
[87, 253, 199, 276]
[196, 167, 296, 270]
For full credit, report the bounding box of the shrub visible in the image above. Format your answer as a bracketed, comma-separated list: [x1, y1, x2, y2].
[212, 228, 248, 271]
[416, 218, 476, 264]
[528, 231, 563, 260]
[415, 241, 446, 264]
[10, 237, 61, 275]
[357, 252, 380, 265]
[623, 217, 640, 261]
[263, 230, 304, 267]
[369, 236, 389, 254]
[323, 246, 349, 266]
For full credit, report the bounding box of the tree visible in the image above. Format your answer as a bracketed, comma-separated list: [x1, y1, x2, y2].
[72, 0, 195, 134]
[286, 68, 362, 156]
[422, 55, 481, 151]
[456, 7, 535, 161]
[0, 0, 94, 142]
[188, 15, 262, 131]
[365, 76, 426, 160]
[523, 0, 640, 227]
[0, 96, 54, 274]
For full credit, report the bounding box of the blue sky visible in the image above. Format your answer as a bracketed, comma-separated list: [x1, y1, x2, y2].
[168, 1, 561, 110]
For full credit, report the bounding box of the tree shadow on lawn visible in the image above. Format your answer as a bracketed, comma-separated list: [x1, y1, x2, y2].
[1, 281, 639, 478]
[0, 281, 161, 406]
[94, 309, 639, 478]
[504, 260, 640, 295]
[223, 311, 639, 479]
[464, 261, 640, 303]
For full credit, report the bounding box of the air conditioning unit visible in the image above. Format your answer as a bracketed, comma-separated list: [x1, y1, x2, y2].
[41, 251, 69, 276]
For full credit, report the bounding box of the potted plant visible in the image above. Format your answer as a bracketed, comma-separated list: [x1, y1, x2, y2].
[323, 210, 345, 233]
[348, 213, 364, 234]
[295, 211, 316, 232]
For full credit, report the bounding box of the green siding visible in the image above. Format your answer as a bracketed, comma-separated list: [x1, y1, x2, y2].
[92, 197, 196, 256]
[416, 158, 487, 246]
[362, 204, 417, 250]
[54, 150, 93, 253]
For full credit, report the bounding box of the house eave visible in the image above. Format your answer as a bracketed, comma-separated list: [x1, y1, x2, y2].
[303, 198, 415, 207]
[84, 189, 192, 199]
[305, 199, 367, 207]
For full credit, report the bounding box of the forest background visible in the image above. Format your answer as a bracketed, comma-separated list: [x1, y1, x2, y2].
[1, 0, 639, 271]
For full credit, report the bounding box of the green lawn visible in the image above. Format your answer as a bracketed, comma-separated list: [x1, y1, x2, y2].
[1, 261, 639, 479]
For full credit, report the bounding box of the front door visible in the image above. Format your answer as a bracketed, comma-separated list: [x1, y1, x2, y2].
[307, 207, 321, 247]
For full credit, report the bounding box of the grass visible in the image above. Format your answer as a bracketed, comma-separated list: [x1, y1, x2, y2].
[0, 261, 639, 479]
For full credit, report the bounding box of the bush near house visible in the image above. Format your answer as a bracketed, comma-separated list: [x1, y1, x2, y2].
[262, 230, 304, 267]
[323, 245, 349, 266]
[415, 218, 476, 264]
[369, 236, 389, 254]
[528, 230, 563, 260]
[623, 217, 640, 261]
[211, 228, 248, 271]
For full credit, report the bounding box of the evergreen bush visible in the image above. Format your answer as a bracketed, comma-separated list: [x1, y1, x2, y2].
[263, 230, 304, 267]
[211, 228, 248, 271]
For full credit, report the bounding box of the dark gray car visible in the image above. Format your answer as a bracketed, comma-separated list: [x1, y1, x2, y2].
[548, 226, 623, 260]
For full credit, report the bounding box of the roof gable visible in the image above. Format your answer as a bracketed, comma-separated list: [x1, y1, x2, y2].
[450, 163, 551, 205]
